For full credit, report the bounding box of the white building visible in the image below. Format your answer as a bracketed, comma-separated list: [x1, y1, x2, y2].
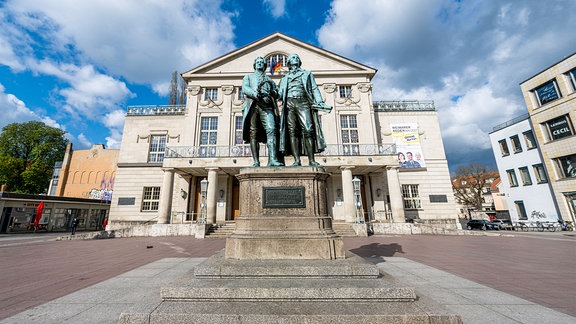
[520, 52, 576, 225]
[489, 114, 559, 222]
[108, 33, 458, 234]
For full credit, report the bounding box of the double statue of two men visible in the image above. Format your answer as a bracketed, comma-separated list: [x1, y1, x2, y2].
[241, 54, 331, 167]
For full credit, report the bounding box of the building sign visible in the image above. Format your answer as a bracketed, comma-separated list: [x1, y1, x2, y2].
[391, 123, 425, 168]
[547, 115, 572, 140]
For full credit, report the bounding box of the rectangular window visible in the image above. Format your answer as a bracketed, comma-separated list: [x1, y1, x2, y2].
[510, 135, 522, 153]
[205, 88, 218, 101]
[555, 154, 576, 178]
[200, 117, 218, 157]
[533, 79, 561, 106]
[523, 130, 537, 149]
[237, 87, 244, 100]
[533, 164, 548, 183]
[402, 184, 422, 209]
[234, 116, 250, 156]
[339, 85, 352, 98]
[141, 187, 160, 211]
[498, 139, 510, 156]
[544, 115, 574, 141]
[340, 115, 359, 155]
[506, 169, 518, 187]
[148, 135, 166, 163]
[515, 201, 528, 220]
[566, 69, 576, 92]
[519, 167, 532, 185]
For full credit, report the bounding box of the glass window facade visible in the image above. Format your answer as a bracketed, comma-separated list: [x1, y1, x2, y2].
[339, 85, 352, 98]
[544, 115, 573, 141]
[523, 130, 537, 149]
[200, 117, 218, 157]
[340, 115, 359, 155]
[499, 139, 510, 156]
[148, 135, 166, 163]
[515, 201, 528, 220]
[402, 184, 421, 209]
[533, 79, 560, 106]
[555, 154, 576, 178]
[533, 164, 548, 183]
[519, 167, 532, 185]
[142, 187, 161, 211]
[205, 88, 218, 101]
[510, 135, 522, 153]
[507, 169, 518, 187]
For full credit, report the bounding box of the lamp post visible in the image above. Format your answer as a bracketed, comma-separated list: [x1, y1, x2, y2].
[352, 177, 363, 224]
[200, 178, 208, 224]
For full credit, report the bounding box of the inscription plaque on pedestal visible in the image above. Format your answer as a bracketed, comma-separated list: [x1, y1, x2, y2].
[262, 186, 305, 208]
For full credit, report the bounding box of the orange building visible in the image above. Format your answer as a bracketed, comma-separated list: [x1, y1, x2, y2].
[55, 144, 119, 201]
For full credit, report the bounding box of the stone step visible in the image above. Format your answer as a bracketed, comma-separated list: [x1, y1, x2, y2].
[162, 278, 415, 301]
[122, 299, 461, 324]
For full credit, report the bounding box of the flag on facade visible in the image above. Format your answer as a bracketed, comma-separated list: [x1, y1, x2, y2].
[270, 58, 282, 75]
[33, 201, 44, 227]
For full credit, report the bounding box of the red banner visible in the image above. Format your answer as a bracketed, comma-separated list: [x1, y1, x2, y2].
[33, 202, 44, 227]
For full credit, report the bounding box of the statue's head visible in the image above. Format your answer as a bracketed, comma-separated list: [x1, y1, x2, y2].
[253, 57, 267, 70]
[287, 54, 302, 68]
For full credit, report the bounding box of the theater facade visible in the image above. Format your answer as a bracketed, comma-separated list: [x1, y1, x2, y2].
[108, 33, 458, 234]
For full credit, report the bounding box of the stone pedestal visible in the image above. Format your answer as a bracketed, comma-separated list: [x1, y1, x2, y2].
[225, 166, 345, 260]
[119, 167, 461, 323]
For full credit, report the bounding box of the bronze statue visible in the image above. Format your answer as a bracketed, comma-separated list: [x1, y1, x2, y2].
[242, 57, 284, 167]
[278, 54, 331, 166]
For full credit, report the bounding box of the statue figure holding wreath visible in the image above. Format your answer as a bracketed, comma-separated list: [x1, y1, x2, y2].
[241, 56, 284, 167]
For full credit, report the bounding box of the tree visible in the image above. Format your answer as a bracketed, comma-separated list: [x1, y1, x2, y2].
[0, 121, 68, 194]
[168, 70, 186, 106]
[451, 163, 499, 211]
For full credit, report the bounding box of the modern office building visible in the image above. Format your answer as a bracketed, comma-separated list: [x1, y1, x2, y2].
[520, 52, 576, 224]
[108, 33, 458, 233]
[489, 114, 559, 222]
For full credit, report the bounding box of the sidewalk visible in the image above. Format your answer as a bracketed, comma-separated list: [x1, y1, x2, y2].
[0, 232, 574, 323]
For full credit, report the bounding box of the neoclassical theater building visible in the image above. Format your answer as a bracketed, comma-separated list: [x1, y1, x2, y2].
[108, 33, 458, 234]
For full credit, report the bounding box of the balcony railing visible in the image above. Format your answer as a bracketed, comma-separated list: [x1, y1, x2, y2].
[165, 144, 396, 158]
[126, 105, 186, 116]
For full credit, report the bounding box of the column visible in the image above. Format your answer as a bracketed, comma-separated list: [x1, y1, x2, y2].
[340, 166, 355, 223]
[206, 167, 219, 224]
[386, 166, 405, 222]
[157, 168, 175, 224]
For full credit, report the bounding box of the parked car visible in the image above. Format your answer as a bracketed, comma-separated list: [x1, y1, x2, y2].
[466, 219, 492, 230]
[490, 219, 513, 230]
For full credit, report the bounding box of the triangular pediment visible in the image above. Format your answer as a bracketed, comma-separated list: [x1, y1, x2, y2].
[182, 32, 377, 80]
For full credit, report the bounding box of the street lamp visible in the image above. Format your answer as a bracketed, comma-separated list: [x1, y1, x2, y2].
[200, 178, 208, 223]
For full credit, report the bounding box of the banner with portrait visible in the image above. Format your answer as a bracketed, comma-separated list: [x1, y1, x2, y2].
[391, 123, 425, 168]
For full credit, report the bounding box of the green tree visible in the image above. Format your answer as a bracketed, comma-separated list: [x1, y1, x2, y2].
[0, 121, 68, 194]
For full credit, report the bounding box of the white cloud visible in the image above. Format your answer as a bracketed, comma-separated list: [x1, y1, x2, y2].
[4, 0, 236, 94]
[317, 0, 576, 168]
[263, 0, 286, 18]
[0, 83, 39, 129]
[77, 133, 92, 148]
[25, 60, 133, 120]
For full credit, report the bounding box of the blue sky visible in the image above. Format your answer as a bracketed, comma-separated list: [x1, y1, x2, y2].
[1, 0, 575, 173]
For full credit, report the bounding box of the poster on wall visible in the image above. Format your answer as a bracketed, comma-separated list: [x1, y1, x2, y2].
[391, 123, 426, 168]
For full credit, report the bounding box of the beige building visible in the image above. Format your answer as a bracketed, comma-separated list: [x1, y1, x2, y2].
[109, 33, 458, 232]
[53, 143, 119, 201]
[520, 52, 576, 224]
